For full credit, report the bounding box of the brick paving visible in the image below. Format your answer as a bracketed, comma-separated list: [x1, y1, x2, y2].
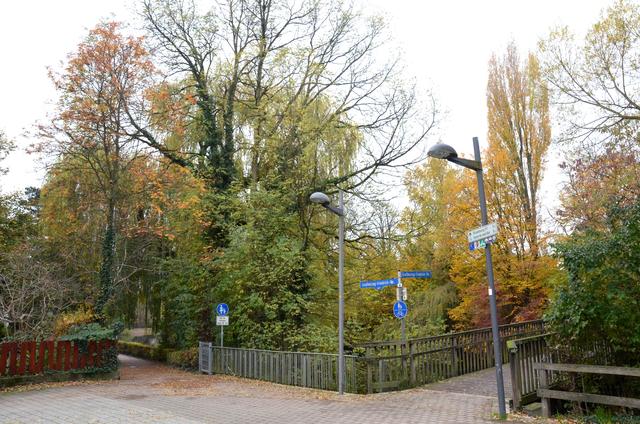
[0, 355, 518, 423]
[424, 365, 512, 399]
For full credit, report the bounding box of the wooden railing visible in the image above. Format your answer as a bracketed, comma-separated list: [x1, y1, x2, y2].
[507, 333, 554, 409]
[0, 339, 116, 377]
[359, 319, 545, 393]
[197, 321, 545, 395]
[209, 346, 362, 393]
[535, 363, 640, 417]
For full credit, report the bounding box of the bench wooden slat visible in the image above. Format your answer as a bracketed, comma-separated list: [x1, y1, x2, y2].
[534, 363, 640, 377]
[538, 388, 640, 409]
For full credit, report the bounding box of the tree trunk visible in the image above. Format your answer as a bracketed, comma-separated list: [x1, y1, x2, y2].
[96, 200, 116, 321]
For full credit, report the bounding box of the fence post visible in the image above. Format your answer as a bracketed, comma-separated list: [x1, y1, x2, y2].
[508, 340, 521, 410]
[538, 366, 550, 418]
[367, 358, 372, 394]
[208, 342, 213, 375]
[410, 342, 416, 385]
[451, 336, 459, 377]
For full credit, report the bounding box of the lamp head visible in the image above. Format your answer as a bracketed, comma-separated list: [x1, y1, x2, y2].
[310, 192, 331, 205]
[427, 143, 458, 160]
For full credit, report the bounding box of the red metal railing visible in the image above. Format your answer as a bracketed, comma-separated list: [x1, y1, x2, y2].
[0, 339, 115, 377]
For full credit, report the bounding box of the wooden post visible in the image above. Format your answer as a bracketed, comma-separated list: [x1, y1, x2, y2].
[451, 336, 458, 377]
[508, 341, 521, 410]
[539, 367, 550, 418]
[410, 342, 416, 385]
[367, 358, 372, 394]
[378, 359, 384, 393]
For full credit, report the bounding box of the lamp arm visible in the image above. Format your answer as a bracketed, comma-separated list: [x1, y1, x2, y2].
[322, 204, 345, 216]
[448, 156, 482, 171]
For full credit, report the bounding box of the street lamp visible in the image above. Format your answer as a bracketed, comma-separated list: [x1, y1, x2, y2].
[309, 190, 345, 395]
[427, 137, 507, 419]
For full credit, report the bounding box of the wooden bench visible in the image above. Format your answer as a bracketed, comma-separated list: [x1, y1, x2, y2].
[534, 363, 640, 417]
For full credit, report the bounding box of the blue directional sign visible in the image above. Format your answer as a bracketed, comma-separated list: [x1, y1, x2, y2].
[393, 301, 408, 319]
[216, 303, 229, 316]
[359, 278, 398, 290]
[399, 271, 432, 279]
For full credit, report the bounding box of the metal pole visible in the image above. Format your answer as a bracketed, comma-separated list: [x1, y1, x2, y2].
[473, 137, 507, 418]
[221, 325, 224, 348]
[398, 271, 406, 343]
[338, 190, 345, 395]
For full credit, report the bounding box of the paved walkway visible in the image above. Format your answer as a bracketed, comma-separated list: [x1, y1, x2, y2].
[0, 355, 517, 424]
[425, 365, 512, 399]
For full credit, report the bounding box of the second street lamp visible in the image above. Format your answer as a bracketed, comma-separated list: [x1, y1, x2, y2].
[427, 137, 507, 419]
[309, 190, 345, 395]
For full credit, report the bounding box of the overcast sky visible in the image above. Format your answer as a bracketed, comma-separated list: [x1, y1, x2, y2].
[0, 0, 611, 213]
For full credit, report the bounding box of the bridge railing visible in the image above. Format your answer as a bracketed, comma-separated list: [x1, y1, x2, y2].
[200, 344, 364, 393]
[197, 320, 545, 395]
[507, 333, 555, 409]
[358, 319, 545, 393]
[508, 332, 613, 409]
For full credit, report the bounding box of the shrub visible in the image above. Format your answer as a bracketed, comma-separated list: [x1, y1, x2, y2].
[60, 322, 122, 373]
[117, 341, 171, 362]
[166, 348, 199, 370]
[54, 308, 95, 337]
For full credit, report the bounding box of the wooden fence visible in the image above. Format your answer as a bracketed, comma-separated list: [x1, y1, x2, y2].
[508, 333, 554, 409]
[358, 319, 545, 393]
[535, 363, 640, 417]
[0, 339, 115, 377]
[199, 320, 544, 394]
[201, 345, 362, 393]
[507, 333, 614, 409]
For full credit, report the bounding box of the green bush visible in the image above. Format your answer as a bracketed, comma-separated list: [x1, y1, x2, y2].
[59, 322, 120, 373]
[166, 348, 199, 370]
[546, 201, 640, 365]
[117, 341, 172, 362]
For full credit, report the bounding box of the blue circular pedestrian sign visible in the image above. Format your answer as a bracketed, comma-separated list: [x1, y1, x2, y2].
[216, 303, 229, 316]
[393, 301, 407, 319]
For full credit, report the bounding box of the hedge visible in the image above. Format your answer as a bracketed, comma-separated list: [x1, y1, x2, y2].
[166, 348, 199, 371]
[117, 342, 198, 371]
[117, 341, 171, 362]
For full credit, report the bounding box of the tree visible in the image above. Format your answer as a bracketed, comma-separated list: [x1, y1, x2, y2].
[486, 43, 551, 258]
[556, 144, 640, 232]
[37, 22, 155, 319]
[444, 44, 556, 328]
[137, 0, 436, 195]
[133, 0, 437, 345]
[0, 243, 70, 340]
[547, 200, 640, 365]
[540, 0, 640, 145]
[0, 129, 14, 181]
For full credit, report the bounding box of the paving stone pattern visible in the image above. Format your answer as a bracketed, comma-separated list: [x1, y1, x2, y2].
[0, 355, 517, 423]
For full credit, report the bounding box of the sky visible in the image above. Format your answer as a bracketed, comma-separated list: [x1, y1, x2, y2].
[0, 0, 612, 213]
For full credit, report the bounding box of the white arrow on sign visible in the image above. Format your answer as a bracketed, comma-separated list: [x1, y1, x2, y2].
[467, 223, 498, 243]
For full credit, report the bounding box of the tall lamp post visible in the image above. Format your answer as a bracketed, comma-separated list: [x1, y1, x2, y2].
[427, 137, 507, 419]
[310, 190, 345, 395]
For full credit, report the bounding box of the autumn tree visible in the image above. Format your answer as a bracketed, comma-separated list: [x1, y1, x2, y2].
[486, 43, 551, 257]
[132, 0, 437, 347]
[38, 22, 155, 319]
[0, 129, 13, 181]
[540, 0, 640, 145]
[446, 44, 556, 328]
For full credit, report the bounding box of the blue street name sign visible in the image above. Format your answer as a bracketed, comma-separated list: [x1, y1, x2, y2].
[399, 271, 432, 279]
[216, 303, 229, 316]
[359, 278, 398, 290]
[393, 301, 408, 319]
